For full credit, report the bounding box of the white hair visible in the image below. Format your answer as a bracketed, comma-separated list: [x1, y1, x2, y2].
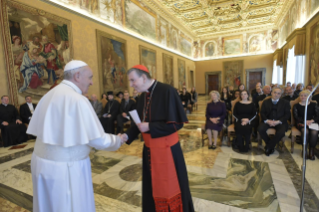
[63, 67, 84, 80]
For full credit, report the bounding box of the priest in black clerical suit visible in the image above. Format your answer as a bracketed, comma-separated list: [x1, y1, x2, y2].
[100, 91, 119, 133]
[116, 91, 136, 134]
[258, 87, 291, 156]
[20, 96, 37, 124]
[282, 86, 297, 102]
[121, 65, 194, 212]
[0, 95, 28, 147]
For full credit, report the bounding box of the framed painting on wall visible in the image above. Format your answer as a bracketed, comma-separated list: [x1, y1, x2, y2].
[162, 53, 173, 86]
[96, 30, 128, 95]
[0, 0, 73, 106]
[177, 59, 186, 89]
[309, 20, 319, 85]
[139, 46, 156, 78]
[223, 60, 244, 88]
[223, 36, 242, 56]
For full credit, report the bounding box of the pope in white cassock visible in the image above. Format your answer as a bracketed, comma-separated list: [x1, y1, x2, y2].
[27, 60, 124, 212]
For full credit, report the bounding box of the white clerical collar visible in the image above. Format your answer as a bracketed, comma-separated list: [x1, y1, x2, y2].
[2, 103, 7, 107]
[61, 80, 82, 94]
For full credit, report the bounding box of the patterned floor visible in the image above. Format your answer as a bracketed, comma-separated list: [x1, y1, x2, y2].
[0, 96, 319, 211]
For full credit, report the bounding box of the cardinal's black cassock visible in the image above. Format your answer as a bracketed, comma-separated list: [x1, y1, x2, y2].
[0, 104, 28, 147]
[125, 80, 194, 212]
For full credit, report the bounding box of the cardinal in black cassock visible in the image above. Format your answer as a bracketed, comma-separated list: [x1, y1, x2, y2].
[124, 65, 194, 212]
[0, 96, 28, 147]
[100, 91, 119, 134]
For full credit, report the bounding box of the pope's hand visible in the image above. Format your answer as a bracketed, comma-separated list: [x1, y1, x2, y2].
[118, 133, 128, 144]
[137, 122, 149, 132]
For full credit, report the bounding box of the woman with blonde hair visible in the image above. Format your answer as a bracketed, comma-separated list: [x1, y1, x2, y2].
[293, 90, 319, 160]
[205, 90, 227, 149]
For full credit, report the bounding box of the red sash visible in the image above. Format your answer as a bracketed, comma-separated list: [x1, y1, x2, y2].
[142, 132, 183, 212]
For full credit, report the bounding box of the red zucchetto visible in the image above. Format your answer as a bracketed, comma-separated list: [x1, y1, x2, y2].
[131, 65, 149, 73]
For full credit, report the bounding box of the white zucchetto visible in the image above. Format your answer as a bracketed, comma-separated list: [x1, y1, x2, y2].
[64, 60, 88, 72]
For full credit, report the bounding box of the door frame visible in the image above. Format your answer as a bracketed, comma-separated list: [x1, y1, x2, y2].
[245, 68, 266, 91]
[205, 71, 222, 95]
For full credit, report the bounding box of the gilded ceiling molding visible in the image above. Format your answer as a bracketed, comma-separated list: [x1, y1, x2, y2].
[247, 0, 280, 10]
[190, 20, 213, 29]
[213, 4, 241, 16]
[141, 0, 197, 38]
[218, 14, 242, 24]
[246, 8, 276, 19]
[274, 0, 294, 26]
[183, 11, 208, 22]
[208, 0, 233, 5]
[247, 16, 272, 26]
[173, 0, 202, 13]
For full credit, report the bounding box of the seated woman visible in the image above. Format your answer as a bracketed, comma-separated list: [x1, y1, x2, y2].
[294, 83, 304, 97]
[238, 83, 245, 92]
[233, 90, 257, 152]
[231, 90, 240, 100]
[205, 90, 227, 149]
[180, 87, 190, 112]
[220, 86, 231, 111]
[293, 90, 319, 160]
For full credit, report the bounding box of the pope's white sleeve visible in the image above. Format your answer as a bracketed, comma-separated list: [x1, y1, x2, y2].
[88, 134, 121, 151]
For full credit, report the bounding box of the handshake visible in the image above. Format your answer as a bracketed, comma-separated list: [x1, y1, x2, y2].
[117, 133, 128, 145]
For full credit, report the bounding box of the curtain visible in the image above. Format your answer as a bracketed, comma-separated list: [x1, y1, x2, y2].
[272, 60, 283, 84]
[286, 45, 305, 84]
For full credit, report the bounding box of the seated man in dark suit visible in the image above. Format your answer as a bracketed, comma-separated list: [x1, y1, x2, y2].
[0, 95, 28, 147]
[116, 91, 136, 134]
[251, 82, 262, 97]
[20, 95, 37, 124]
[312, 87, 319, 104]
[258, 87, 291, 156]
[282, 86, 297, 102]
[90, 94, 102, 118]
[132, 89, 139, 103]
[255, 85, 271, 111]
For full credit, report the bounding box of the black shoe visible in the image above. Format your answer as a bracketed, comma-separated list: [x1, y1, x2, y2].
[208, 145, 213, 149]
[265, 148, 275, 156]
[212, 145, 217, 150]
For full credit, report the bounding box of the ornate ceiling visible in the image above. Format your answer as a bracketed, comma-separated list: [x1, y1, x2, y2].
[153, 0, 286, 39]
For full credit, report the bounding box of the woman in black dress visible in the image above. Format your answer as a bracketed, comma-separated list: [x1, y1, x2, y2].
[180, 87, 190, 112]
[205, 90, 227, 149]
[190, 87, 198, 107]
[233, 90, 257, 152]
[293, 90, 319, 160]
[220, 87, 231, 111]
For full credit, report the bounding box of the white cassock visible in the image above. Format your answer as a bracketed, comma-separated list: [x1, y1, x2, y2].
[27, 80, 121, 212]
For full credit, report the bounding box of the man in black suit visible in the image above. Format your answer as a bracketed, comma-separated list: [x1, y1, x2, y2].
[20, 96, 37, 124]
[282, 86, 297, 102]
[251, 82, 261, 97]
[255, 85, 271, 111]
[116, 91, 136, 134]
[132, 89, 139, 104]
[312, 87, 319, 104]
[258, 87, 291, 156]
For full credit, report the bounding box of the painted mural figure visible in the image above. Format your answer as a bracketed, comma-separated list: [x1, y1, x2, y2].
[11, 36, 24, 87]
[40, 35, 62, 85]
[19, 44, 45, 93]
[205, 42, 214, 57]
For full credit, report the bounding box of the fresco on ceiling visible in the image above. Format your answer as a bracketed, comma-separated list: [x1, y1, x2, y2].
[248, 34, 264, 53]
[205, 42, 216, 57]
[124, 0, 156, 41]
[158, 18, 168, 47]
[180, 37, 192, 56]
[0, 0, 73, 106]
[223, 36, 242, 56]
[162, 53, 174, 86]
[192, 41, 201, 59]
[55, 0, 192, 57]
[139, 46, 157, 78]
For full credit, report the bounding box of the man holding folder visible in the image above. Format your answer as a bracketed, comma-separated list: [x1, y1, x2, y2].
[119, 65, 194, 212]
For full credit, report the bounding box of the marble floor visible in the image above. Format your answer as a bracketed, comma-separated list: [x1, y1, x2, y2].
[0, 96, 319, 211]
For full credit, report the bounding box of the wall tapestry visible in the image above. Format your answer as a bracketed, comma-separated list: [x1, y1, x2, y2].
[0, 0, 73, 106]
[223, 60, 244, 88]
[139, 45, 156, 78]
[162, 53, 174, 86]
[177, 58, 186, 89]
[96, 30, 127, 94]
